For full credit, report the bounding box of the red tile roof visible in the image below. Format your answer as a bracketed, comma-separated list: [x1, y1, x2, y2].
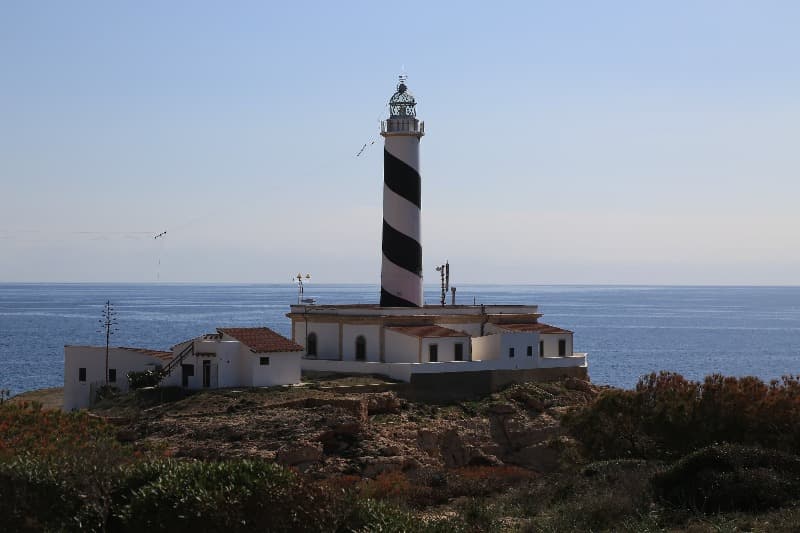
[118, 347, 174, 362]
[218, 327, 304, 353]
[494, 323, 573, 335]
[387, 325, 469, 338]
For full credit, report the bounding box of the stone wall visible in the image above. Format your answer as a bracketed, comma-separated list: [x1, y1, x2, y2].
[404, 366, 589, 404]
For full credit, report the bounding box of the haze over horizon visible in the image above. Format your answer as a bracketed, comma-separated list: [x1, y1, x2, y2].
[3, 2, 799, 285]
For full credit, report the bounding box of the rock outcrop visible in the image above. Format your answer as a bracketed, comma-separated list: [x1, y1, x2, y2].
[101, 378, 598, 479]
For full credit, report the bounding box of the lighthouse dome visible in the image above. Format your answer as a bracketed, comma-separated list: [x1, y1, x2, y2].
[389, 78, 416, 117]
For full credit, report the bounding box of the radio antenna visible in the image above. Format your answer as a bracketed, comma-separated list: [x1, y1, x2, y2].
[435, 261, 450, 307]
[293, 273, 311, 304]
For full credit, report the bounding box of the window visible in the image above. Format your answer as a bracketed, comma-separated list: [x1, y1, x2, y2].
[509, 347, 515, 358]
[539, 340, 544, 357]
[78, 368, 86, 382]
[526, 346, 533, 357]
[259, 357, 270, 365]
[454, 343, 464, 361]
[558, 339, 567, 356]
[108, 368, 117, 383]
[306, 333, 317, 356]
[429, 344, 438, 362]
[355, 335, 366, 361]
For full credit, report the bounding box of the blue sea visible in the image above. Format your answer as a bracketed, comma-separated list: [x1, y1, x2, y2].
[1, 284, 799, 397]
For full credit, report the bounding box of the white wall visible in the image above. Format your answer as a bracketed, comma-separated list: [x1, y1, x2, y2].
[383, 330, 420, 363]
[421, 337, 470, 363]
[250, 351, 301, 386]
[64, 346, 165, 411]
[540, 334, 573, 358]
[341, 325, 381, 362]
[176, 341, 237, 390]
[471, 334, 501, 361]
[213, 342, 242, 388]
[499, 332, 540, 363]
[299, 321, 340, 360]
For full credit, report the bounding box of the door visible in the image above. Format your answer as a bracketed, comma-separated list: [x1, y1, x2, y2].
[355, 336, 366, 361]
[202, 360, 211, 388]
[181, 364, 194, 387]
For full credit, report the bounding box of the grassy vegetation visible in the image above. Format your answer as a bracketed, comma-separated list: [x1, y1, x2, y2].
[5, 372, 800, 531]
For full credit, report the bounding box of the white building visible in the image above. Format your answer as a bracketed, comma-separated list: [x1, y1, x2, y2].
[62, 77, 588, 408]
[63, 346, 172, 410]
[162, 328, 303, 390]
[289, 304, 587, 383]
[63, 327, 303, 410]
[279, 78, 585, 383]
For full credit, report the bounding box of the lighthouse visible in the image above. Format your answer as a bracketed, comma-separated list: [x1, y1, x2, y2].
[289, 76, 587, 381]
[380, 76, 425, 307]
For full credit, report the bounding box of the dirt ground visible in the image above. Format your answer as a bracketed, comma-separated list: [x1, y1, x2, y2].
[8, 387, 63, 410]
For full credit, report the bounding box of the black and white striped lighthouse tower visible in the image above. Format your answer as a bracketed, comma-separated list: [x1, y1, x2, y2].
[380, 76, 425, 307]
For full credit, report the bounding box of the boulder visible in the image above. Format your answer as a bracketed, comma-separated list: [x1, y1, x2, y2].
[467, 453, 504, 467]
[417, 429, 439, 455]
[563, 377, 597, 395]
[504, 441, 560, 472]
[362, 456, 407, 478]
[276, 442, 322, 466]
[319, 421, 363, 454]
[440, 429, 469, 468]
[367, 393, 402, 415]
[502, 413, 563, 449]
[487, 402, 516, 415]
[379, 445, 401, 457]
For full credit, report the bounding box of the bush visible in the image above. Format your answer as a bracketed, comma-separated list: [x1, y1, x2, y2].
[0, 403, 138, 531]
[562, 388, 658, 459]
[565, 372, 800, 460]
[0, 456, 105, 532]
[127, 368, 167, 389]
[113, 459, 339, 532]
[340, 497, 418, 533]
[652, 444, 800, 512]
[446, 465, 536, 498]
[0, 402, 127, 462]
[359, 470, 417, 502]
[95, 384, 120, 403]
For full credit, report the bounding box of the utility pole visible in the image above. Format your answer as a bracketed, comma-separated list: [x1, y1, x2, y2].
[98, 301, 118, 385]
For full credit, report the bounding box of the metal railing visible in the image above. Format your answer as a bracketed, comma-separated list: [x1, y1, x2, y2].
[161, 342, 194, 382]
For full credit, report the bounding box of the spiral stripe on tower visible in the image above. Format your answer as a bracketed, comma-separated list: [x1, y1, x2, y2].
[380, 77, 424, 307]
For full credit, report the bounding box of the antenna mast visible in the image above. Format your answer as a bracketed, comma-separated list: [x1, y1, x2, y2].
[294, 273, 311, 304]
[435, 261, 450, 307]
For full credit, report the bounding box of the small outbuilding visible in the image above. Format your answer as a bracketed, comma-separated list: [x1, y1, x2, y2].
[63, 326, 303, 410]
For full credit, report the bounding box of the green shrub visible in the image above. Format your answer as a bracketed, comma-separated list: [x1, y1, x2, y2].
[113, 459, 338, 532]
[0, 456, 108, 532]
[565, 372, 800, 460]
[340, 497, 414, 532]
[652, 444, 800, 512]
[107, 460, 175, 530]
[0, 402, 128, 462]
[562, 388, 659, 459]
[127, 368, 167, 389]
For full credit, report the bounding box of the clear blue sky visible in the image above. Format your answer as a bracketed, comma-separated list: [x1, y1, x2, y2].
[2, 1, 799, 284]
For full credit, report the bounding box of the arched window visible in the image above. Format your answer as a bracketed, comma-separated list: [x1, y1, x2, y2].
[355, 335, 366, 361]
[306, 332, 317, 357]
